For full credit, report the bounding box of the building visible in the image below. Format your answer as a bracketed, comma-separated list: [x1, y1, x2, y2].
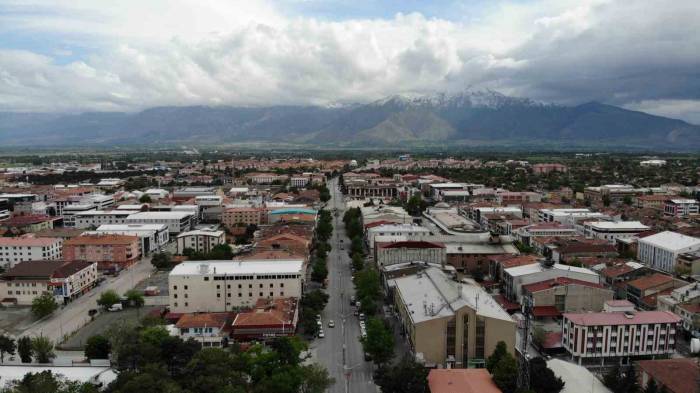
[222, 207, 266, 228]
[664, 199, 699, 217]
[584, 184, 636, 204]
[0, 214, 57, 233]
[172, 187, 216, 200]
[375, 240, 446, 268]
[503, 262, 600, 303]
[562, 310, 680, 364]
[515, 223, 578, 246]
[636, 194, 672, 210]
[63, 234, 140, 270]
[366, 224, 431, 252]
[637, 231, 700, 273]
[195, 195, 224, 222]
[231, 297, 298, 340]
[91, 224, 169, 255]
[523, 277, 613, 317]
[0, 260, 97, 305]
[388, 266, 516, 368]
[532, 163, 568, 174]
[143, 189, 170, 200]
[626, 273, 676, 310]
[174, 312, 233, 347]
[268, 207, 317, 224]
[168, 259, 304, 313]
[637, 358, 700, 393]
[0, 236, 62, 269]
[176, 230, 226, 255]
[428, 369, 502, 393]
[640, 159, 667, 167]
[583, 221, 650, 244]
[677, 251, 700, 276]
[125, 211, 194, 234]
[73, 210, 139, 229]
[445, 241, 519, 273]
[539, 208, 609, 225]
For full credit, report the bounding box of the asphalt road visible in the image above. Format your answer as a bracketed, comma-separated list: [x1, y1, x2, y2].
[313, 177, 376, 393]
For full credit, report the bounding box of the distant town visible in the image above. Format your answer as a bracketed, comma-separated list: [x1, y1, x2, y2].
[0, 152, 699, 393]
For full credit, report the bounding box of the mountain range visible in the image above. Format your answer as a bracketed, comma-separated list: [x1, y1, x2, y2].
[1, 90, 699, 149]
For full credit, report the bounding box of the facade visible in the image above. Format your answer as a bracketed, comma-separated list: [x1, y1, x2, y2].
[222, 207, 266, 228]
[0, 260, 97, 305]
[174, 312, 233, 347]
[562, 311, 680, 364]
[176, 230, 226, 255]
[231, 297, 298, 340]
[168, 259, 304, 313]
[73, 210, 139, 229]
[583, 221, 650, 244]
[375, 240, 446, 268]
[366, 224, 431, 252]
[92, 224, 169, 255]
[125, 211, 194, 234]
[63, 234, 140, 270]
[503, 262, 601, 303]
[0, 236, 62, 269]
[637, 231, 700, 273]
[388, 266, 516, 368]
[664, 199, 699, 217]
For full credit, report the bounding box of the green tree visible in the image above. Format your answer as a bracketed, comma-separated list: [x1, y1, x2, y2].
[487, 341, 508, 373]
[529, 357, 565, 393]
[139, 194, 152, 203]
[300, 363, 335, 393]
[1, 370, 100, 393]
[644, 379, 659, 393]
[97, 290, 121, 310]
[604, 365, 623, 392]
[31, 292, 58, 319]
[31, 336, 55, 364]
[311, 259, 328, 283]
[362, 317, 394, 365]
[492, 352, 518, 393]
[151, 252, 173, 270]
[374, 357, 428, 393]
[17, 337, 32, 363]
[207, 244, 234, 260]
[351, 253, 364, 271]
[84, 335, 111, 360]
[0, 334, 16, 363]
[623, 195, 633, 206]
[125, 289, 145, 311]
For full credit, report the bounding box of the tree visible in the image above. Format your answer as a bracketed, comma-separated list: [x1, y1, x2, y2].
[374, 357, 427, 393]
[31, 292, 58, 319]
[97, 290, 121, 310]
[487, 341, 508, 373]
[151, 252, 173, 270]
[1, 370, 100, 393]
[623, 195, 633, 206]
[207, 244, 234, 260]
[31, 336, 55, 364]
[529, 357, 565, 393]
[604, 365, 623, 392]
[84, 335, 111, 360]
[300, 363, 335, 393]
[17, 336, 32, 363]
[139, 194, 152, 203]
[125, 289, 145, 311]
[0, 334, 16, 363]
[492, 352, 518, 393]
[362, 317, 394, 365]
[311, 260, 328, 283]
[351, 253, 364, 271]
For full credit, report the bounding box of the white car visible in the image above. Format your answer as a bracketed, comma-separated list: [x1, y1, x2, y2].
[328, 320, 335, 328]
[318, 330, 325, 338]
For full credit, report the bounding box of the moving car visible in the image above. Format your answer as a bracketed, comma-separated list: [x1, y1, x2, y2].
[328, 320, 335, 328]
[318, 330, 325, 338]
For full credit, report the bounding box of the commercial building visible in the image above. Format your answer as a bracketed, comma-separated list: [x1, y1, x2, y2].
[375, 240, 446, 268]
[168, 259, 304, 313]
[583, 221, 650, 244]
[63, 234, 140, 270]
[222, 207, 266, 228]
[637, 231, 700, 273]
[503, 262, 600, 303]
[125, 211, 194, 234]
[176, 229, 226, 255]
[366, 224, 430, 252]
[0, 236, 62, 269]
[73, 210, 139, 229]
[562, 310, 680, 364]
[90, 224, 169, 255]
[231, 297, 298, 340]
[522, 277, 613, 318]
[388, 266, 515, 368]
[664, 199, 699, 217]
[0, 260, 97, 305]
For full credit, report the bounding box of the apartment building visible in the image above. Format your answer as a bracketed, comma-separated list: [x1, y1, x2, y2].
[637, 231, 700, 273]
[125, 211, 194, 234]
[375, 240, 446, 268]
[63, 234, 140, 270]
[0, 236, 62, 269]
[583, 221, 650, 244]
[176, 229, 226, 255]
[222, 207, 266, 228]
[168, 259, 304, 313]
[664, 199, 699, 217]
[388, 266, 515, 368]
[0, 260, 97, 305]
[503, 262, 600, 303]
[532, 163, 568, 174]
[91, 223, 169, 254]
[562, 310, 680, 364]
[522, 277, 614, 317]
[73, 210, 139, 229]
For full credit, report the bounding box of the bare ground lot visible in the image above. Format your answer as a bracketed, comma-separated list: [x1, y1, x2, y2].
[0, 306, 39, 336]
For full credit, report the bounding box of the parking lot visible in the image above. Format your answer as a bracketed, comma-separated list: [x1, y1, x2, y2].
[134, 270, 170, 296]
[0, 306, 36, 336]
[59, 306, 158, 350]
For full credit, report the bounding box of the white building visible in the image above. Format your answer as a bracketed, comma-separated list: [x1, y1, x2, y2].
[144, 188, 170, 200]
[73, 210, 140, 229]
[637, 231, 700, 273]
[583, 221, 650, 244]
[62, 204, 97, 227]
[176, 230, 226, 255]
[664, 199, 699, 217]
[562, 310, 680, 363]
[640, 159, 667, 167]
[503, 262, 600, 303]
[91, 224, 169, 254]
[366, 224, 431, 252]
[539, 208, 609, 224]
[125, 211, 194, 234]
[168, 259, 304, 313]
[0, 236, 62, 269]
[0, 260, 98, 305]
[290, 176, 309, 188]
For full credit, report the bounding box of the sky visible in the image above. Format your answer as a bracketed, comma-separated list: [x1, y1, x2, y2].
[0, 0, 699, 123]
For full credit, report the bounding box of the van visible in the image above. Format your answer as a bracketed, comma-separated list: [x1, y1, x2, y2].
[108, 303, 123, 312]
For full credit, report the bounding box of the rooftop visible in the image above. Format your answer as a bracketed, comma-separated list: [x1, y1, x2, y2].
[523, 277, 606, 293]
[177, 230, 225, 238]
[170, 260, 304, 276]
[563, 310, 680, 326]
[65, 234, 139, 246]
[637, 358, 700, 393]
[428, 369, 501, 393]
[175, 312, 232, 329]
[639, 231, 700, 251]
[504, 262, 598, 278]
[126, 211, 194, 220]
[627, 273, 673, 291]
[586, 221, 649, 231]
[0, 236, 60, 247]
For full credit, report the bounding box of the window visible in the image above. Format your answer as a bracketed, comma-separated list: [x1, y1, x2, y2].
[174, 294, 178, 299]
[204, 277, 209, 281]
[280, 283, 284, 288]
[259, 284, 263, 288]
[446, 318, 456, 358]
[249, 293, 252, 297]
[185, 302, 188, 307]
[173, 285, 177, 290]
[184, 285, 188, 290]
[238, 293, 242, 297]
[270, 292, 273, 297]
[270, 283, 274, 288]
[217, 294, 221, 298]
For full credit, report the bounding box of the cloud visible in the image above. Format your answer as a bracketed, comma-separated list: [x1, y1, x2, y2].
[0, 0, 698, 123]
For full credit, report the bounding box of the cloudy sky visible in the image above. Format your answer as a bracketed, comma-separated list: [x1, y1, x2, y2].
[1, 0, 699, 123]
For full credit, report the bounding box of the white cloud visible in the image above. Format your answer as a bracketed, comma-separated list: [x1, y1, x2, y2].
[0, 0, 698, 123]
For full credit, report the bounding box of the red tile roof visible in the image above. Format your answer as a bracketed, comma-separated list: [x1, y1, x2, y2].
[523, 277, 605, 293]
[637, 359, 700, 393]
[563, 310, 681, 326]
[2, 214, 55, 226]
[627, 273, 673, 291]
[175, 312, 232, 329]
[65, 234, 139, 246]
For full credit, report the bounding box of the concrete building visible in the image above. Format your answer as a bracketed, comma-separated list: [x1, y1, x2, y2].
[172, 187, 216, 200]
[503, 262, 600, 303]
[174, 312, 233, 347]
[91, 224, 169, 255]
[388, 266, 515, 368]
[168, 259, 304, 313]
[366, 224, 431, 252]
[637, 231, 700, 273]
[143, 189, 170, 200]
[176, 229, 226, 255]
[0, 260, 97, 305]
[62, 204, 97, 227]
[0, 236, 62, 269]
[664, 199, 699, 217]
[63, 234, 140, 270]
[583, 221, 650, 244]
[626, 273, 678, 310]
[374, 240, 446, 268]
[125, 211, 194, 234]
[539, 208, 609, 225]
[222, 207, 266, 228]
[639, 159, 667, 167]
[445, 241, 519, 273]
[0, 214, 57, 233]
[522, 277, 614, 317]
[562, 310, 680, 364]
[677, 250, 700, 276]
[532, 163, 568, 174]
[584, 184, 636, 204]
[195, 195, 224, 222]
[73, 210, 139, 229]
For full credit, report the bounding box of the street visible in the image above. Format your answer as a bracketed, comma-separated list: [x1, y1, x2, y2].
[313, 177, 376, 393]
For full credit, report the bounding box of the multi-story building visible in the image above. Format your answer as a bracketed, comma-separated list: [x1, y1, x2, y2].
[374, 240, 446, 268]
[561, 310, 680, 364]
[222, 207, 266, 228]
[637, 231, 700, 273]
[63, 234, 140, 270]
[503, 262, 600, 303]
[176, 229, 226, 255]
[0, 214, 57, 233]
[515, 222, 578, 246]
[90, 223, 169, 255]
[532, 163, 568, 174]
[583, 221, 650, 244]
[366, 224, 431, 252]
[496, 191, 542, 205]
[168, 259, 304, 313]
[0, 260, 97, 305]
[195, 195, 224, 222]
[522, 277, 614, 317]
[0, 236, 62, 269]
[584, 184, 636, 204]
[388, 266, 515, 368]
[539, 208, 609, 225]
[73, 210, 140, 229]
[635, 194, 672, 210]
[677, 250, 700, 276]
[625, 273, 676, 310]
[125, 211, 194, 234]
[663, 199, 699, 217]
[172, 187, 216, 201]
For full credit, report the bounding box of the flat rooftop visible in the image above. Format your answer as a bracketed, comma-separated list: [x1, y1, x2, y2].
[639, 231, 700, 251]
[170, 260, 304, 276]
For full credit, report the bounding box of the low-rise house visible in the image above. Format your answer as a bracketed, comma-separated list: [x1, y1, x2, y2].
[174, 312, 233, 347]
[562, 310, 680, 364]
[0, 260, 97, 305]
[0, 214, 58, 233]
[637, 358, 700, 393]
[63, 234, 140, 270]
[176, 229, 226, 255]
[231, 297, 298, 340]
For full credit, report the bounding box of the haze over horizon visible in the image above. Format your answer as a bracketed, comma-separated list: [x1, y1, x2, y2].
[1, 0, 699, 124]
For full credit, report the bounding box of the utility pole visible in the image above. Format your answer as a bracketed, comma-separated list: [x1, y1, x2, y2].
[517, 296, 531, 391]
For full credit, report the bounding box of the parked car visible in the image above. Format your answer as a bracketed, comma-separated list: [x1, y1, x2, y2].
[318, 330, 325, 338]
[359, 313, 365, 321]
[108, 303, 123, 312]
